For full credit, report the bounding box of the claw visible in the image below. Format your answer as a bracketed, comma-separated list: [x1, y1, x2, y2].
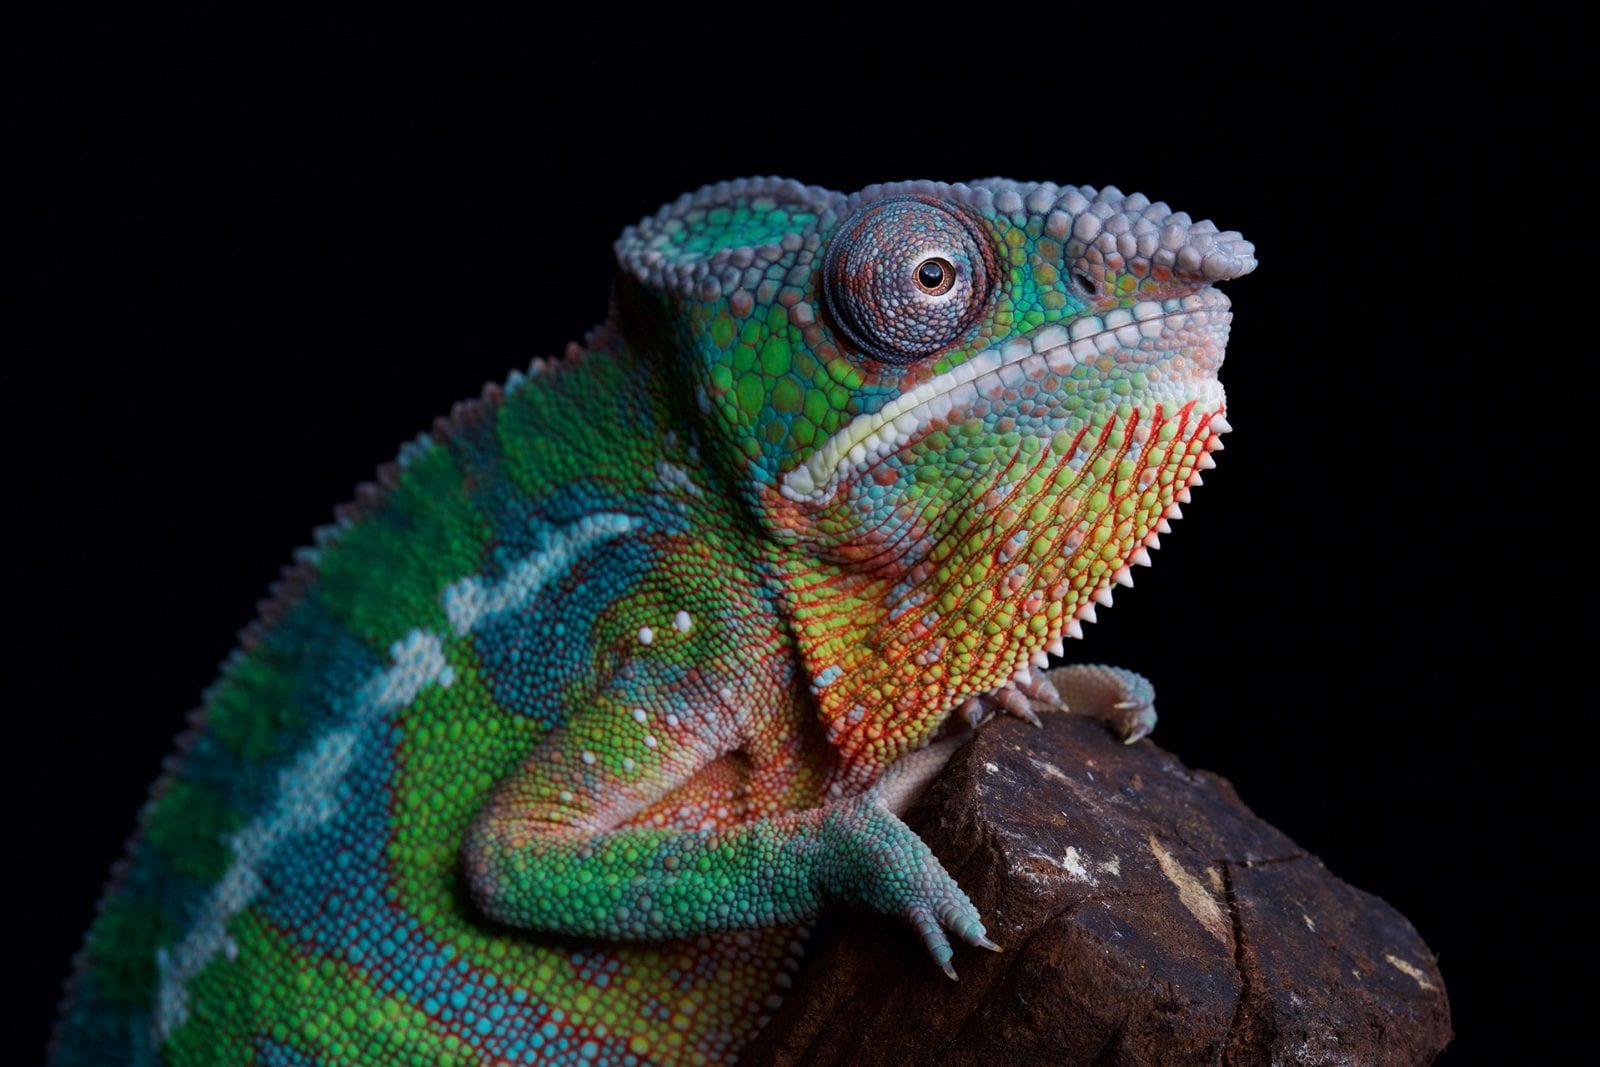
[1120, 709, 1158, 744]
[1111, 698, 1157, 743]
[1044, 664, 1158, 743]
[911, 906, 962, 978]
[829, 799, 987, 980]
[963, 672, 1058, 730]
[1009, 669, 1066, 714]
[997, 686, 1043, 728]
[975, 934, 1003, 952]
[1014, 705, 1045, 729]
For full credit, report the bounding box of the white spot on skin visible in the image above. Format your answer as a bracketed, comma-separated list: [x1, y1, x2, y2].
[638, 627, 654, 645]
[632, 708, 648, 723]
[581, 751, 596, 765]
[1384, 953, 1439, 991]
[622, 757, 636, 772]
[674, 610, 693, 632]
[644, 735, 657, 748]
[558, 790, 573, 803]
[1148, 835, 1230, 944]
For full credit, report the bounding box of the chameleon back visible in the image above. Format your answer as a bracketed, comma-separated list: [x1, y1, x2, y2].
[53, 342, 800, 1065]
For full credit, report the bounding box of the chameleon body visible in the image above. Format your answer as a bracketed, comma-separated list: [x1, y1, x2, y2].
[53, 177, 1255, 1065]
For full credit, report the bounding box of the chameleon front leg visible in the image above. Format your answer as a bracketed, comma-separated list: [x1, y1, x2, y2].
[461, 692, 996, 977]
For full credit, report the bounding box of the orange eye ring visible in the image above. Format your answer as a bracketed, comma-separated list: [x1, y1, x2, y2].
[914, 257, 956, 296]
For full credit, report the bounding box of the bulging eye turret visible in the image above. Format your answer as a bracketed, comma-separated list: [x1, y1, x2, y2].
[823, 197, 996, 365]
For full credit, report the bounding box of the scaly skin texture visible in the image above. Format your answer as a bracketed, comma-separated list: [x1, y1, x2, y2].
[53, 177, 1255, 1065]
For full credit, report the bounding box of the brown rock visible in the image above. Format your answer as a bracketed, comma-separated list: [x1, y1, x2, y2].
[743, 679, 1451, 1065]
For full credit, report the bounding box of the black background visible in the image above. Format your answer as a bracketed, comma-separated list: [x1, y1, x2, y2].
[14, 10, 1571, 1063]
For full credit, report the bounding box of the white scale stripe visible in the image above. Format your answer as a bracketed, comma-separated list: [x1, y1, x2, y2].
[780, 295, 1225, 503]
[443, 512, 638, 635]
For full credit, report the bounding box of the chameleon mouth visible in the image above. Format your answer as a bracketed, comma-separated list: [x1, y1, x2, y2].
[779, 289, 1233, 503]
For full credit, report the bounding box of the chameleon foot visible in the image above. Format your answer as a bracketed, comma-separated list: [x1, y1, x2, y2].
[821, 789, 995, 978]
[1049, 664, 1159, 744]
[959, 665, 1156, 742]
[958, 666, 1066, 729]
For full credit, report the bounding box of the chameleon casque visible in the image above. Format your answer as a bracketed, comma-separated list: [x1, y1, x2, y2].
[53, 177, 1255, 1065]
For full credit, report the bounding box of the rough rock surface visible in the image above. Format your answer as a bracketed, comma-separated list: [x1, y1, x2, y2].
[743, 676, 1452, 1065]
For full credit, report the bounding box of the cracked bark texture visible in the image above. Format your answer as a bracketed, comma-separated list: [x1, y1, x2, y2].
[743, 672, 1452, 1065]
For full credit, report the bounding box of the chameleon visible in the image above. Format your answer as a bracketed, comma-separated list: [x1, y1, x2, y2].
[52, 176, 1255, 1065]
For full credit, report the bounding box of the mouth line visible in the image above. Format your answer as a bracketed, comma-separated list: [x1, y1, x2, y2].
[779, 290, 1232, 502]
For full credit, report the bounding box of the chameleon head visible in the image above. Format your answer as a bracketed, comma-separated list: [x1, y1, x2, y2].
[617, 178, 1255, 760]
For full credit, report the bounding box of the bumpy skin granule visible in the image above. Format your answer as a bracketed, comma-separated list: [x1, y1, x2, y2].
[53, 177, 1254, 1066]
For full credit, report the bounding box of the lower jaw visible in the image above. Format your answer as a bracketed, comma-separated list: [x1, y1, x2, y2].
[790, 395, 1229, 775]
[916, 396, 1230, 721]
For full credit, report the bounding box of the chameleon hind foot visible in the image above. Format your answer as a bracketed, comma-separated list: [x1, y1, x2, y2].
[820, 787, 994, 979]
[1049, 664, 1159, 744]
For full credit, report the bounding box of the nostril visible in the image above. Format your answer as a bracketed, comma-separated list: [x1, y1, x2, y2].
[1072, 271, 1099, 299]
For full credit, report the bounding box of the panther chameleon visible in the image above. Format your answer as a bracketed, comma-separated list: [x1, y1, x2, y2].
[53, 176, 1256, 1065]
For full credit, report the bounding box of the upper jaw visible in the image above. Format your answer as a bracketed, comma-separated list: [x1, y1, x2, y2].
[779, 289, 1234, 504]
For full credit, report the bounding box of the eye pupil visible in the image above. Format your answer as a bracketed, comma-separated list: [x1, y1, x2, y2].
[916, 257, 953, 294]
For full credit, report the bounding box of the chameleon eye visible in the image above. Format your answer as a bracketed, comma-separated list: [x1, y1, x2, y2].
[823, 197, 995, 365]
